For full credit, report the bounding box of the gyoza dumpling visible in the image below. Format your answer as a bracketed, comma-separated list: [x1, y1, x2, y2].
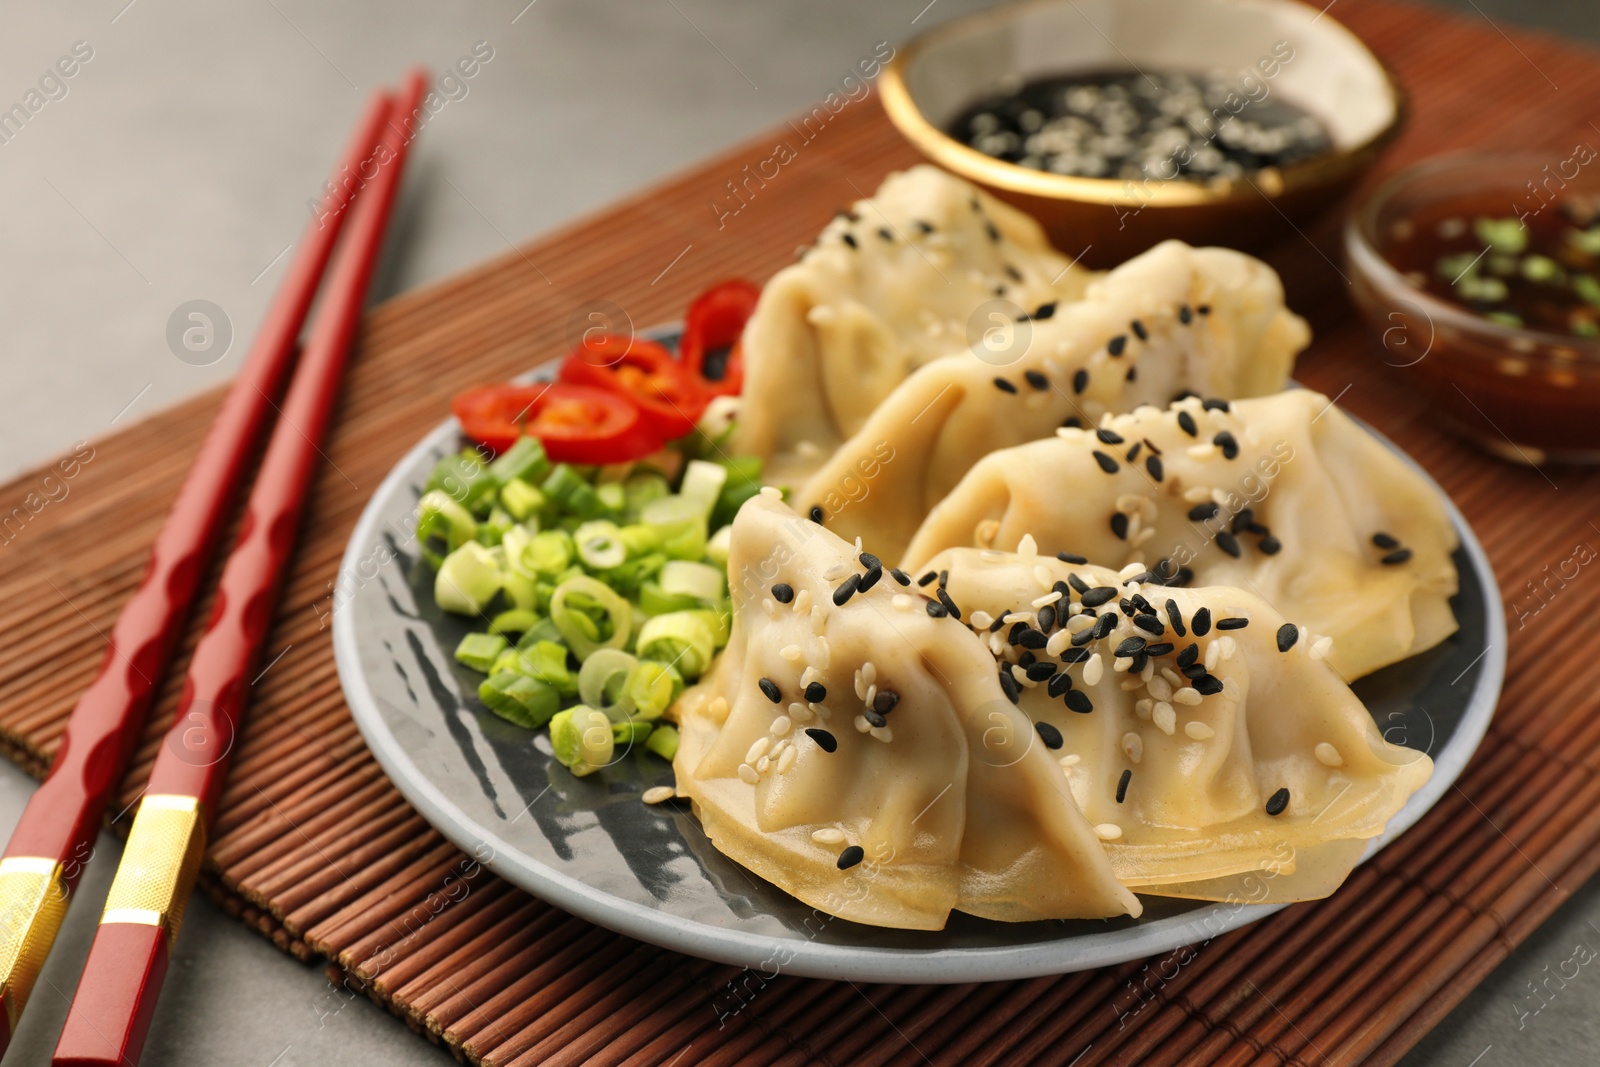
[927, 545, 1433, 901]
[671, 494, 1140, 929]
[733, 165, 1096, 487]
[793, 240, 1308, 562]
[902, 389, 1460, 680]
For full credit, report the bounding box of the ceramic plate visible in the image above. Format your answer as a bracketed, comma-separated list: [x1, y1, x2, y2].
[333, 334, 1504, 984]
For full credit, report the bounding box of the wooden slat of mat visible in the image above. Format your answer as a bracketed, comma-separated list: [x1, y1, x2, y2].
[0, 1, 1595, 1063]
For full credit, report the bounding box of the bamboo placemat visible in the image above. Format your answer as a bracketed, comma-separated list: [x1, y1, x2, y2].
[3, 1, 1597, 1062]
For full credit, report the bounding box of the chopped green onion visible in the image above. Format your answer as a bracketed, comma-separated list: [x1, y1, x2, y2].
[679, 460, 729, 515]
[550, 706, 614, 776]
[638, 581, 701, 617]
[575, 520, 627, 570]
[1474, 216, 1527, 255]
[706, 525, 733, 568]
[1576, 274, 1600, 309]
[476, 506, 514, 547]
[425, 450, 498, 514]
[578, 648, 640, 722]
[1522, 254, 1562, 283]
[618, 524, 665, 557]
[435, 542, 501, 615]
[627, 660, 678, 719]
[636, 611, 717, 679]
[625, 472, 671, 511]
[660, 560, 725, 601]
[549, 575, 633, 659]
[640, 494, 706, 529]
[518, 639, 577, 694]
[488, 437, 551, 486]
[479, 672, 560, 728]
[417, 490, 479, 566]
[596, 482, 627, 513]
[487, 609, 540, 637]
[611, 720, 654, 745]
[526, 530, 575, 575]
[542, 464, 607, 519]
[499, 478, 546, 522]
[455, 632, 508, 673]
[711, 479, 763, 531]
[646, 724, 680, 761]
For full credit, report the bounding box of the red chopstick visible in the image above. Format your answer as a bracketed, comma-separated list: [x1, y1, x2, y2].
[50, 71, 429, 1067]
[0, 88, 394, 1057]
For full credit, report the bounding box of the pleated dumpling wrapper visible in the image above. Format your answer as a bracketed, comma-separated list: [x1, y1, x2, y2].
[671, 494, 1141, 929]
[732, 164, 1096, 488]
[925, 545, 1433, 902]
[793, 240, 1309, 562]
[902, 389, 1460, 681]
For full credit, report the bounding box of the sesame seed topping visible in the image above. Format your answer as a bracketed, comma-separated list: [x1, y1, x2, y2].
[832, 574, 861, 606]
[737, 764, 760, 784]
[1191, 608, 1212, 636]
[1146, 456, 1164, 481]
[758, 678, 782, 703]
[1381, 547, 1414, 565]
[1164, 599, 1186, 636]
[1259, 535, 1282, 555]
[1080, 586, 1118, 607]
[837, 845, 866, 869]
[1057, 552, 1088, 564]
[1115, 636, 1148, 658]
[1176, 643, 1199, 668]
[1184, 721, 1215, 740]
[1198, 304, 1212, 315]
[1188, 501, 1220, 522]
[1073, 368, 1090, 394]
[1179, 304, 1193, 324]
[936, 588, 962, 619]
[805, 727, 838, 752]
[809, 505, 825, 524]
[917, 570, 938, 587]
[1065, 689, 1094, 714]
[1024, 369, 1050, 390]
[1177, 410, 1198, 437]
[873, 690, 900, 715]
[1216, 531, 1242, 558]
[643, 786, 677, 804]
[841, 233, 858, 249]
[1035, 301, 1058, 319]
[772, 583, 795, 604]
[993, 376, 1018, 394]
[1110, 513, 1129, 540]
[1035, 721, 1064, 749]
[1047, 671, 1074, 697]
[1131, 319, 1148, 341]
[1202, 398, 1231, 412]
[1265, 788, 1290, 816]
[1193, 674, 1224, 696]
[1372, 532, 1399, 549]
[812, 827, 847, 844]
[985, 221, 1000, 241]
[1126, 442, 1142, 462]
[878, 227, 893, 241]
[926, 599, 949, 618]
[999, 668, 1021, 704]
[1315, 742, 1343, 767]
[1095, 823, 1123, 841]
[1097, 428, 1125, 445]
[1116, 768, 1132, 802]
[1213, 431, 1240, 459]
[1276, 623, 1299, 652]
[1107, 334, 1128, 357]
[915, 219, 934, 234]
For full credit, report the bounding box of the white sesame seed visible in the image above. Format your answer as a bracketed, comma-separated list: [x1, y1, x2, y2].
[1173, 687, 1202, 706]
[1216, 636, 1238, 661]
[756, 756, 771, 773]
[781, 644, 802, 662]
[794, 589, 812, 614]
[1010, 664, 1031, 685]
[1031, 591, 1063, 609]
[865, 682, 878, 706]
[1114, 656, 1134, 673]
[1311, 636, 1334, 660]
[772, 715, 792, 737]
[1046, 630, 1072, 656]
[1126, 514, 1143, 543]
[1223, 678, 1240, 699]
[737, 763, 760, 785]
[1018, 533, 1038, 559]
[971, 610, 994, 629]
[800, 666, 820, 688]
[1205, 641, 1221, 671]
[1095, 823, 1124, 841]
[892, 594, 916, 611]
[1059, 753, 1082, 767]
[810, 702, 831, 719]
[1067, 613, 1096, 633]
[1153, 702, 1176, 735]
[854, 715, 872, 733]
[746, 737, 771, 763]
[707, 696, 730, 721]
[823, 563, 850, 581]
[1133, 528, 1157, 547]
[759, 485, 782, 499]
[1117, 560, 1146, 580]
[1184, 721, 1215, 740]
[1135, 698, 1153, 720]
[769, 738, 788, 758]
[1122, 732, 1143, 763]
[1147, 676, 1173, 702]
[870, 726, 893, 743]
[1033, 564, 1054, 588]
[1084, 654, 1104, 686]
[862, 661, 877, 687]
[1183, 486, 1213, 503]
[1120, 677, 1143, 692]
[777, 746, 799, 774]
[643, 786, 676, 804]
[1315, 742, 1343, 767]
[1115, 497, 1145, 518]
[1140, 658, 1155, 683]
[1161, 667, 1183, 687]
[811, 827, 846, 845]
[762, 598, 777, 614]
[1187, 443, 1217, 460]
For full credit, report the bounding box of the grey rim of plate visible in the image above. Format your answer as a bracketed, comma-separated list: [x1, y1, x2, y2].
[333, 354, 1505, 985]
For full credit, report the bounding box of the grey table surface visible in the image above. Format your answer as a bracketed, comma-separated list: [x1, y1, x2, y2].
[0, 1, 1592, 1064]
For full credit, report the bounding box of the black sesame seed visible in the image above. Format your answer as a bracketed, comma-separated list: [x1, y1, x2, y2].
[1144, 642, 1174, 657]
[985, 221, 1000, 242]
[1216, 530, 1242, 558]
[1060, 646, 1093, 664]
[857, 552, 881, 572]
[1213, 431, 1240, 460]
[1259, 535, 1282, 555]
[1381, 548, 1414, 565]
[1188, 502, 1220, 522]
[1231, 509, 1254, 533]
[1192, 608, 1212, 636]
[1065, 689, 1094, 714]
[1062, 416, 1084, 429]
[878, 227, 893, 242]
[1115, 636, 1148, 658]
[1107, 335, 1128, 357]
[1126, 443, 1142, 462]
[805, 682, 827, 703]
[1096, 428, 1125, 445]
[1110, 513, 1129, 540]
[999, 668, 1021, 704]
[1131, 594, 1154, 614]
[1035, 301, 1058, 320]
[1018, 650, 1036, 668]
[993, 376, 1018, 394]
[809, 505, 825, 524]
[758, 677, 782, 703]
[864, 708, 888, 728]
[1073, 368, 1090, 394]
[1119, 597, 1137, 616]
[1165, 599, 1186, 637]
[970, 196, 981, 211]
[1133, 614, 1165, 636]
[1080, 586, 1117, 607]
[1024, 369, 1050, 391]
[1146, 456, 1164, 481]
[1004, 263, 1023, 281]
[1216, 617, 1249, 631]
[1265, 788, 1290, 817]
[1092, 451, 1119, 474]
[1197, 304, 1212, 315]
[1093, 614, 1118, 639]
[1037, 604, 1057, 633]
[873, 690, 899, 715]
[1035, 721, 1064, 749]
[926, 599, 949, 618]
[915, 219, 934, 235]
[1124, 571, 1156, 586]
[1067, 573, 1090, 595]
[1276, 623, 1299, 652]
[1177, 643, 1200, 668]
[856, 566, 882, 593]
[936, 588, 962, 619]
[989, 614, 1007, 633]
[841, 233, 858, 249]
[1179, 304, 1193, 325]
[806, 727, 838, 752]
[772, 583, 795, 604]
[1047, 672, 1074, 698]
[838, 845, 866, 869]
[1018, 628, 1048, 651]
[1177, 410, 1199, 437]
[1071, 626, 1097, 648]
[1194, 674, 1225, 696]
[1372, 532, 1399, 549]
[1182, 662, 1209, 680]
[1126, 366, 1138, 382]
[1008, 621, 1029, 646]
[938, 570, 949, 588]
[1202, 398, 1231, 412]
[1131, 319, 1148, 341]
[918, 570, 938, 587]
[1026, 660, 1058, 682]
[890, 568, 911, 586]
[832, 574, 860, 606]
[1116, 769, 1132, 803]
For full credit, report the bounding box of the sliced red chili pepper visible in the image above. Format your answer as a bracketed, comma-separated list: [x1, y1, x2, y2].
[451, 381, 661, 464]
[680, 279, 761, 397]
[559, 333, 708, 440]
